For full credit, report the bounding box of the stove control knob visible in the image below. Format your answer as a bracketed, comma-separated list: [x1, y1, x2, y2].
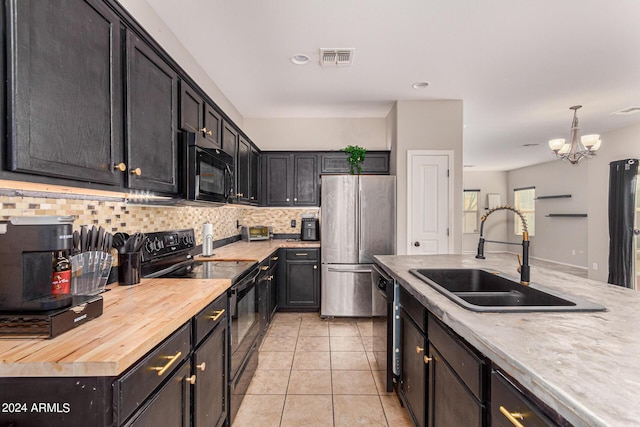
[145, 240, 155, 253]
[154, 238, 164, 251]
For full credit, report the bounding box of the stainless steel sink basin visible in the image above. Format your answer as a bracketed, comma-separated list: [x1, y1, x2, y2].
[409, 268, 605, 312]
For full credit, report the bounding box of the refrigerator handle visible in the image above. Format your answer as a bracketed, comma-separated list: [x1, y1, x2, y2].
[327, 267, 372, 273]
[357, 181, 362, 261]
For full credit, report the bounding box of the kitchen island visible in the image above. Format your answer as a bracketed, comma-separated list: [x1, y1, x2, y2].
[0, 277, 230, 377]
[374, 253, 640, 427]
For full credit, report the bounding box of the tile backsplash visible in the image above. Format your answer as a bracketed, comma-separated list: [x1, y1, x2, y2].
[0, 193, 320, 245]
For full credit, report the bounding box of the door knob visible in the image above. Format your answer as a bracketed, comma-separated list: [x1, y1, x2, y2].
[414, 242, 420, 247]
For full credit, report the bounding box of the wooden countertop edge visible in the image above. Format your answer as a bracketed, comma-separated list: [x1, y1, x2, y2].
[0, 278, 232, 377]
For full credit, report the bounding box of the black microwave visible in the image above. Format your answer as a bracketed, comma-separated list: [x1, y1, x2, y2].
[181, 132, 234, 203]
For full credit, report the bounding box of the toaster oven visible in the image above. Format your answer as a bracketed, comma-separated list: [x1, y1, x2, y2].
[241, 226, 271, 241]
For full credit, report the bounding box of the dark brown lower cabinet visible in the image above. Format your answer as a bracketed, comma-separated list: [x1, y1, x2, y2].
[124, 361, 191, 427]
[399, 307, 427, 427]
[428, 344, 483, 426]
[193, 319, 227, 427]
[490, 370, 554, 427]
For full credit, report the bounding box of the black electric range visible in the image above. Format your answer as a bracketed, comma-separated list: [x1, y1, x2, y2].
[140, 228, 256, 283]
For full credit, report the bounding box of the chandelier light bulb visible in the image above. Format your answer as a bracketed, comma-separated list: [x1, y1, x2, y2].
[581, 134, 600, 150]
[548, 138, 565, 152]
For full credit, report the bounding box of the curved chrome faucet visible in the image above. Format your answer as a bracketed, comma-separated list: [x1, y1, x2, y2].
[476, 206, 530, 285]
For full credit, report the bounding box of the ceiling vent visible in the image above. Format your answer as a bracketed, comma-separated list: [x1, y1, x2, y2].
[612, 106, 640, 115]
[320, 48, 355, 66]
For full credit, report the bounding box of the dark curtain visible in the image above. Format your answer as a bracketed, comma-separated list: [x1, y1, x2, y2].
[608, 159, 638, 287]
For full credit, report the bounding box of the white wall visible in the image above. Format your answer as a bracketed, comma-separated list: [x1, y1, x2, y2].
[243, 118, 388, 150]
[462, 171, 509, 253]
[587, 122, 640, 282]
[119, 0, 243, 125]
[507, 161, 589, 269]
[394, 100, 464, 254]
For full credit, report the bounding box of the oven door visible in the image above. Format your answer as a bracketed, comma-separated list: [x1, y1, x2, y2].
[230, 267, 260, 378]
[185, 136, 234, 203]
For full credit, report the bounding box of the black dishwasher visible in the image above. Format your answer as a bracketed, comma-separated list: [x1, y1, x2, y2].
[372, 264, 399, 392]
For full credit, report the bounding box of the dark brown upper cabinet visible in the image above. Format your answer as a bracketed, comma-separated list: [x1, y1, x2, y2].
[179, 82, 222, 150]
[320, 151, 390, 175]
[125, 31, 179, 194]
[262, 153, 318, 207]
[5, 0, 123, 185]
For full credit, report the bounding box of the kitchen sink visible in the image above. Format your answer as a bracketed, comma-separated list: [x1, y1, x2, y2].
[409, 268, 606, 312]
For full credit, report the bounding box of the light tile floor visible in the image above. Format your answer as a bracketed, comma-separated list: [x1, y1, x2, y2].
[232, 312, 414, 427]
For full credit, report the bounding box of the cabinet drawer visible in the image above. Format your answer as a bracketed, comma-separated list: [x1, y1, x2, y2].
[428, 314, 485, 400]
[490, 370, 554, 427]
[124, 360, 191, 427]
[115, 322, 191, 425]
[399, 286, 425, 333]
[194, 295, 227, 345]
[285, 249, 318, 261]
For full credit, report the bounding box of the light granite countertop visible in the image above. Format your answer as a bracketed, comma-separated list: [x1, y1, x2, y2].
[373, 253, 640, 427]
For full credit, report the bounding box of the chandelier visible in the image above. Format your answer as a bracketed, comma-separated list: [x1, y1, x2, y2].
[548, 105, 602, 165]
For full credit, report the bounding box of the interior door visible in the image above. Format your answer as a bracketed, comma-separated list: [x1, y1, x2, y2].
[408, 154, 451, 254]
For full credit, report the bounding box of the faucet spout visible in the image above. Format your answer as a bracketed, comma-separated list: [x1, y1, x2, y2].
[476, 206, 530, 285]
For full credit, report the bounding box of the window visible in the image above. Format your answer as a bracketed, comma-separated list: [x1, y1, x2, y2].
[514, 187, 535, 236]
[463, 190, 479, 233]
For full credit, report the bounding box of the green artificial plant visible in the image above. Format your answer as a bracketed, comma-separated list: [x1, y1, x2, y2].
[342, 145, 367, 174]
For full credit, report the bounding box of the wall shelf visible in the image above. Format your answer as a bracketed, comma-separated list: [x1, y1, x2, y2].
[545, 214, 587, 218]
[535, 194, 572, 200]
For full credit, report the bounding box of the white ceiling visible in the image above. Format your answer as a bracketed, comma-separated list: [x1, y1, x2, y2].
[146, 0, 640, 171]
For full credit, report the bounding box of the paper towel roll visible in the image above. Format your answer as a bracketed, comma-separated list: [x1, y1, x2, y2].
[202, 223, 213, 256]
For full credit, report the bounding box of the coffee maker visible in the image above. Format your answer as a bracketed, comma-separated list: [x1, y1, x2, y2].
[0, 216, 75, 312]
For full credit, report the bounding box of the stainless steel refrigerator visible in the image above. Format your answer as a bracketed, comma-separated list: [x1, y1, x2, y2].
[321, 175, 396, 317]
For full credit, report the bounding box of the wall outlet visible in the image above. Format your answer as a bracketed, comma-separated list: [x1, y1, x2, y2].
[572, 249, 576, 255]
[291, 219, 296, 228]
[592, 262, 598, 271]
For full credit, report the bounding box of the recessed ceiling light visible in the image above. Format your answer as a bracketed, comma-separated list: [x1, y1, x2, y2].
[412, 81, 430, 89]
[291, 54, 310, 65]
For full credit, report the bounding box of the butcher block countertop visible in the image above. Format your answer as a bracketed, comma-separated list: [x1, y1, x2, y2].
[0, 277, 231, 378]
[195, 239, 320, 262]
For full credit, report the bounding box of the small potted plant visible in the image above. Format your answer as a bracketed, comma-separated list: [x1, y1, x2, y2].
[342, 145, 367, 174]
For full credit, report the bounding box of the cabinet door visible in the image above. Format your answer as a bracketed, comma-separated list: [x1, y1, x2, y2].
[292, 154, 318, 206]
[249, 146, 260, 204]
[203, 103, 222, 149]
[193, 322, 228, 427]
[126, 32, 178, 193]
[222, 121, 238, 159]
[400, 309, 426, 427]
[6, 0, 123, 185]
[264, 154, 292, 206]
[428, 345, 483, 427]
[179, 81, 203, 134]
[285, 261, 319, 308]
[124, 361, 191, 427]
[237, 136, 251, 203]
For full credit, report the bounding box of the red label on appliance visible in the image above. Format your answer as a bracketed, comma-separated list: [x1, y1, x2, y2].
[52, 271, 71, 294]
